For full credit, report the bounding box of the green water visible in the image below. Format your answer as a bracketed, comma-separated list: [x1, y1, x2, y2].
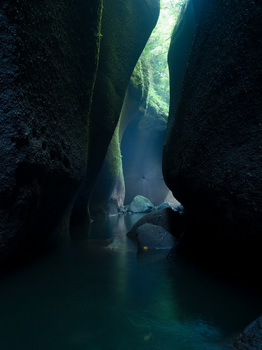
[0, 214, 261, 350]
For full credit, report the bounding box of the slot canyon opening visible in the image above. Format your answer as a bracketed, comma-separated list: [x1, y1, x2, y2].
[1, 1, 262, 349]
[90, 0, 188, 218]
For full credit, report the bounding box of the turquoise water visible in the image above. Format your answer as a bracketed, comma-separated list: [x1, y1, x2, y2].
[0, 214, 261, 350]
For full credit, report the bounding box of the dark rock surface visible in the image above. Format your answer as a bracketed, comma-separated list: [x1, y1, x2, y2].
[0, 0, 103, 264]
[71, 0, 160, 223]
[163, 1, 262, 344]
[136, 223, 176, 250]
[165, 0, 197, 126]
[0, 0, 160, 265]
[233, 316, 262, 350]
[89, 123, 125, 218]
[163, 0, 262, 246]
[127, 207, 184, 239]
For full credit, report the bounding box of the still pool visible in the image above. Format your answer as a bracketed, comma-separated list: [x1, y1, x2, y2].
[0, 214, 261, 350]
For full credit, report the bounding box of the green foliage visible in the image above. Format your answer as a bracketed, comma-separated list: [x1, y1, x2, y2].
[138, 0, 188, 120]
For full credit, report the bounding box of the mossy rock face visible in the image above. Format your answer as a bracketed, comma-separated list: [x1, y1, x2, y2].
[0, 0, 103, 264]
[90, 123, 125, 218]
[127, 195, 154, 213]
[73, 0, 160, 222]
[129, 57, 150, 103]
[90, 56, 151, 217]
[163, 0, 262, 250]
[90, 0, 160, 164]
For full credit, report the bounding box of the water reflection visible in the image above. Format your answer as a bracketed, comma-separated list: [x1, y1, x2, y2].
[0, 214, 261, 350]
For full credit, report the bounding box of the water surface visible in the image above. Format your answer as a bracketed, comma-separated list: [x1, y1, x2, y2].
[0, 214, 261, 350]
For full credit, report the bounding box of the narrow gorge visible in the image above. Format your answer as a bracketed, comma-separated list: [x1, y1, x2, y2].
[0, 0, 261, 349]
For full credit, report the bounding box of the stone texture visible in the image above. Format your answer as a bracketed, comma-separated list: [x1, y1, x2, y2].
[71, 0, 160, 223]
[163, 0, 262, 243]
[0, 0, 102, 264]
[233, 316, 262, 350]
[127, 207, 185, 239]
[162, 4, 262, 342]
[0, 0, 160, 264]
[136, 223, 176, 250]
[89, 123, 125, 218]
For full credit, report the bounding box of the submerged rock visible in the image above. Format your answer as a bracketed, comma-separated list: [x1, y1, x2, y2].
[136, 223, 176, 250]
[127, 195, 154, 213]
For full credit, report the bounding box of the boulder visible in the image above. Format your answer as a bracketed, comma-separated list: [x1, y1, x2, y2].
[136, 223, 176, 250]
[155, 202, 172, 210]
[127, 207, 185, 239]
[127, 195, 154, 213]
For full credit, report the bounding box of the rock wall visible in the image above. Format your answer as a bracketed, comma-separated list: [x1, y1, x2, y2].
[163, 1, 262, 345]
[0, 0, 103, 264]
[89, 60, 147, 217]
[90, 51, 171, 217]
[163, 0, 262, 250]
[165, 0, 197, 137]
[89, 122, 125, 217]
[0, 0, 160, 264]
[72, 0, 160, 223]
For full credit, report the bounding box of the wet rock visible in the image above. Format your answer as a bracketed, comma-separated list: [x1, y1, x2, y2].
[127, 195, 154, 213]
[136, 223, 176, 250]
[127, 207, 184, 239]
[155, 202, 172, 210]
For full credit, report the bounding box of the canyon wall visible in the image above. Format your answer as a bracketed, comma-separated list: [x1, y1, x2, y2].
[0, 0, 160, 264]
[0, 0, 103, 264]
[163, 0, 262, 268]
[71, 0, 160, 224]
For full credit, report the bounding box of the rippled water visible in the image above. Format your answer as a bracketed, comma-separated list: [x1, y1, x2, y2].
[0, 214, 261, 350]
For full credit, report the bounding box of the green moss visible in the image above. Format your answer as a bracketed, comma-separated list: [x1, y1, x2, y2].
[130, 60, 143, 90]
[105, 122, 123, 178]
[129, 53, 168, 132]
[147, 85, 169, 116]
